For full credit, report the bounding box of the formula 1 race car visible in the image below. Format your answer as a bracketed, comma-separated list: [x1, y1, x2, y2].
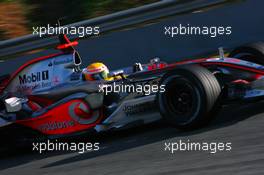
[1, 34, 264, 147]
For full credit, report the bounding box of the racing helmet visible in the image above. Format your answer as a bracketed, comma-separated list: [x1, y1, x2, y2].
[83, 62, 110, 81]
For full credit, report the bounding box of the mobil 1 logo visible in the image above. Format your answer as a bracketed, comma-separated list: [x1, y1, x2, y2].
[19, 70, 49, 85]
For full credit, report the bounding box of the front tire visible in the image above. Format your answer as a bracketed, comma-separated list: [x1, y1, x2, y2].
[157, 65, 221, 130]
[229, 42, 264, 65]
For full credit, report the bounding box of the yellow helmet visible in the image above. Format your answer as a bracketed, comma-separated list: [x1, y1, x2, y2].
[83, 62, 109, 81]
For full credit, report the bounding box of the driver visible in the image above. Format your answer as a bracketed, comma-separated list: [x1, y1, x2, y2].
[83, 62, 144, 81]
[83, 62, 113, 81]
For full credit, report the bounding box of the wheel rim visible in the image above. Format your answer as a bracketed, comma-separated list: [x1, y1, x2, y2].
[162, 76, 201, 125]
[169, 84, 193, 115]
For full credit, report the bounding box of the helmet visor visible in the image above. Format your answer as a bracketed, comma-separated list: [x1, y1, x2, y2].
[90, 70, 108, 80]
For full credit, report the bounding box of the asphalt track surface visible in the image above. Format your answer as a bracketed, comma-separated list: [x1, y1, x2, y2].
[1, 0, 264, 174]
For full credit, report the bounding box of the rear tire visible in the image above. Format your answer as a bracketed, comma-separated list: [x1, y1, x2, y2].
[157, 65, 221, 130]
[229, 42, 264, 65]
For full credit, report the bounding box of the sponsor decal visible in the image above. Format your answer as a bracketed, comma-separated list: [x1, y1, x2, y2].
[38, 120, 75, 132]
[70, 73, 81, 81]
[54, 57, 72, 65]
[52, 76, 60, 85]
[19, 70, 49, 85]
[123, 101, 156, 116]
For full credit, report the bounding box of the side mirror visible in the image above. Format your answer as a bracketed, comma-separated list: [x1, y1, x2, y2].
[133, 63, 143, 72]
[150, 57, 160, 64]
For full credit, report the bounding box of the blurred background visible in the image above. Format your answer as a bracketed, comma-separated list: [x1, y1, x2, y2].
[0, 0, 159, 40]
